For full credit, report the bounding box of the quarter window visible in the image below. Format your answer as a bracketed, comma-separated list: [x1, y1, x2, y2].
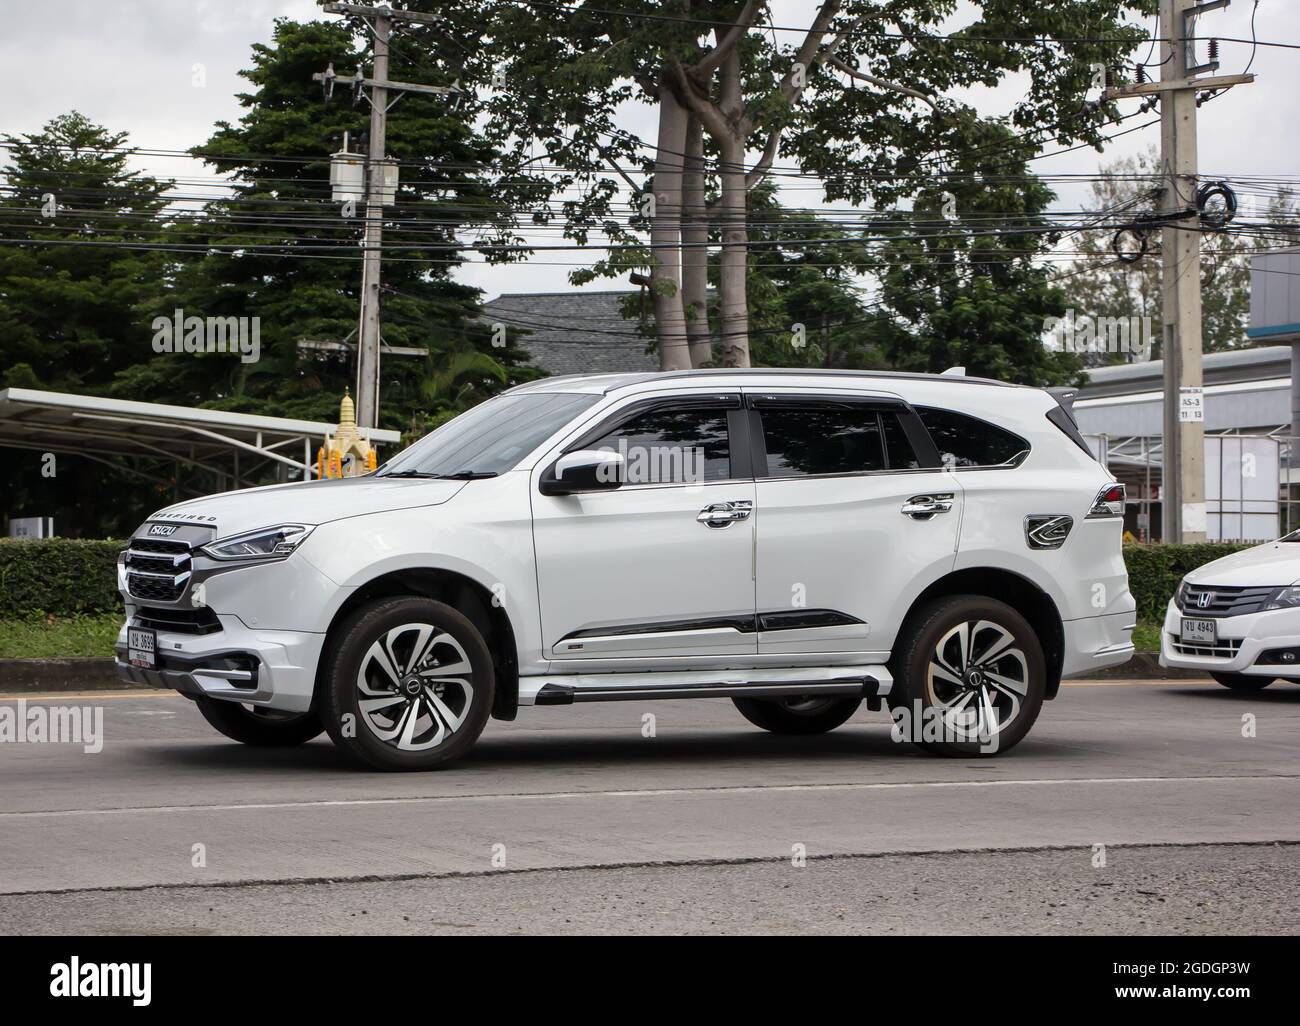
[588, 405, 733, 484]
[916, 406, 1029, 468]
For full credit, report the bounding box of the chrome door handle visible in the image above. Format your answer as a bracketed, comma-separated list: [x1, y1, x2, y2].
[901, 493, 954, 519]
[697, 500, 752, 528]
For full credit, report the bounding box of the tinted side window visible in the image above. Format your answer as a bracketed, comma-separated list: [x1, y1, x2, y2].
[917, 406, 1029, 469]
[759, 404, 885, 477]
[589, 405, 732, 483]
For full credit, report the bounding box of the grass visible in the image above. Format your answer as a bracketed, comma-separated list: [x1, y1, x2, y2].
[1133, 620, 1162, 653]
[0, 613, 123, 659]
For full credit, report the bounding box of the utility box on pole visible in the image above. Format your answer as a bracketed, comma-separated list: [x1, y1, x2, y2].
[330, 151, 365, 202]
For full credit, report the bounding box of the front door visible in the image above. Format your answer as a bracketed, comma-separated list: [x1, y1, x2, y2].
[531, 393, 757, 667]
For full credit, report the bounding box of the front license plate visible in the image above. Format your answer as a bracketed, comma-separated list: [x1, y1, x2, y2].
[1180, 618, 1217, 645]
[127, 627, 157, 669]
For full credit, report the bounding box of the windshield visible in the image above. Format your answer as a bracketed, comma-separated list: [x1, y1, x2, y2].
[377, 391, 600, 478]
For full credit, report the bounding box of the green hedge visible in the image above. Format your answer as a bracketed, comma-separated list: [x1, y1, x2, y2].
[1123, 542, 1253, 622]
[0, 538, 125, 618]
[0, 537, 1259, 624]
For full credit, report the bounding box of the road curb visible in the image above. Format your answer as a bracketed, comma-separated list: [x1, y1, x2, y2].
[1085, 652, 1206, 680]
[0, 658, 131, 692]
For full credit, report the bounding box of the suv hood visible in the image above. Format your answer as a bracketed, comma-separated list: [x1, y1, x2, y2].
[1187, 538, 1300, 588]
[143, 476, 467, 539]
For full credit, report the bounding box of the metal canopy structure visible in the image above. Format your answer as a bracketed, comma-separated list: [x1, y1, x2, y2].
[0, 388, 403, 499]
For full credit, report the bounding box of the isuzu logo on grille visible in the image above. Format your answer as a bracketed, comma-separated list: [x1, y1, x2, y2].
[148, 524, 179, 537]
[1196, 591, 1214, 609]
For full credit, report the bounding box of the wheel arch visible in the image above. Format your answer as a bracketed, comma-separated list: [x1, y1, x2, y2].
[315, 567, 520, 720]
[900, 567, 1066, 699]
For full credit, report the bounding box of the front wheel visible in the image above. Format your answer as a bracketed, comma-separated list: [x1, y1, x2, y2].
[321, 596, 495, 771]
[1210, 671, 1274, 692]
[888, 596, 1046, 757]
[194, 696, 324, 746]
[732, 694, 861, 735]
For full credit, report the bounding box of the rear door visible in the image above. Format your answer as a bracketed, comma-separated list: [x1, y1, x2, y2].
[749, 392, 962, 657]
[531, 392, 758, 666]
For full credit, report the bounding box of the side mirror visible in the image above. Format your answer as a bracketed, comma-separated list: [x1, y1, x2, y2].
[539, 449, 625, 495]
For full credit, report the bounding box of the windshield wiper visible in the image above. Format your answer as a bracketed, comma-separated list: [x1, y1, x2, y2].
[379, 469, 498, 480]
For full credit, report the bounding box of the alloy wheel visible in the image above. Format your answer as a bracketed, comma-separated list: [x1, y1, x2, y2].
[356, 622, 475, 752]
[925, 619, 1030, 743]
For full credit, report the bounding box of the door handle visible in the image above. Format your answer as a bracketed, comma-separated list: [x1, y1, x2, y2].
[697, 500, 753, 528]
[901, 493, 954, 519]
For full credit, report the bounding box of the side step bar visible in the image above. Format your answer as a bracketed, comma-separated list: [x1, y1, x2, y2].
[533, 675, 886, 707]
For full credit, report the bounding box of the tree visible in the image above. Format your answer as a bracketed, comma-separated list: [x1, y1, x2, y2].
[870, 120, 1083, 386]
[0, 112, 170, 393]
[113, 17, 538, 430]
[481, 1, 1157, 371]
[0, 112, 178, 536]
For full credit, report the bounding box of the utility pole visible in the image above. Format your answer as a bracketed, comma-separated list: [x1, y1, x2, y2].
[1106, 0, 1253, 542]
[314, 3, 460, 429]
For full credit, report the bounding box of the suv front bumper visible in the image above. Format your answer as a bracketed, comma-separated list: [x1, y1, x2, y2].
[114, 614, 326, 713]
[1159, 599, 1300, 677]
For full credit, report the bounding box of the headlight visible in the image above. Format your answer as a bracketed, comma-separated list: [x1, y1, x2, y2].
[1175, 577, 1188, 606]
[1263, 585, 1300, 611]
[200, 524, 314, 561]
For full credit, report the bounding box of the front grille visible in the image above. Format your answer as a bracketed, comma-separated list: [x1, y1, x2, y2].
[1170, 635, 1244, 660]
[134, 605, 220, 634]
[1179, 585, 1273, 619]
[124, 537, 191, 603]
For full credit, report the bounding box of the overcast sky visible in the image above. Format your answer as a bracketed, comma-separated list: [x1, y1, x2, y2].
[3, 0, 1297, 301]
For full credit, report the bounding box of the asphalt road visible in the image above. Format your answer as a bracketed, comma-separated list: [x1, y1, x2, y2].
[1, 678, 1298, 934]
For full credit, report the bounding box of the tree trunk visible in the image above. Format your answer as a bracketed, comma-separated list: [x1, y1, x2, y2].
[681, 114, 712, 367]
[650, 79, 692, 371]
[716, 47, 750, 367]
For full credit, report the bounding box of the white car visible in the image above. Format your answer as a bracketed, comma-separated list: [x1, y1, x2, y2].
[115, 369, 1135, 770]
[1160, 536, 1300, 690]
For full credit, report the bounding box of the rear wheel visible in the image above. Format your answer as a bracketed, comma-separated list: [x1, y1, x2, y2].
[732, 694, 861, 735]
[321, 596, 494, 771]
[1210, 671, 1274, 692]
[194, 696, 323, 746]
[889, 595, 1046, 757]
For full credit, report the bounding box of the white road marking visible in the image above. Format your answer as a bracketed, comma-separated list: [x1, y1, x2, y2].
[2, 773, 1295, 820]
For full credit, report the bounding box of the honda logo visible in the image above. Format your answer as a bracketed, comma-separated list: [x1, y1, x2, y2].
[1196, 591, 1214, 609]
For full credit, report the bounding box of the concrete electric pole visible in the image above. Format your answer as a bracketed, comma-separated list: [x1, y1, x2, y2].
[314, 3, 460, 429]
[1105, 0, 1253, 542]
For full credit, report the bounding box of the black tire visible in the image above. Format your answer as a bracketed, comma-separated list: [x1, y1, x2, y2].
[732, 694, 862, 735]
[888, 595, 1046, 757]
[194, 696, 324, 746]
[320, 596, 494, 771]
[1210, 671, 1275, 692]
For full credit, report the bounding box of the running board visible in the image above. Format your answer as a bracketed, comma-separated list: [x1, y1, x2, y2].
[521, 665, 892, 707]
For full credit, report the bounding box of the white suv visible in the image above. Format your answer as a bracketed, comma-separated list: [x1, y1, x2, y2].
[115, 370, 1135, 770]
[1160, 535, 1300, 690]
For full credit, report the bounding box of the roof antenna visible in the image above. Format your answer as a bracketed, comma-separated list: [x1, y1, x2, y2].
[940, 366, 966, 377]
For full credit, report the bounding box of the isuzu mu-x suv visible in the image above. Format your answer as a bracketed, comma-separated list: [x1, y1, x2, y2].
[116, 369, 1135, 770]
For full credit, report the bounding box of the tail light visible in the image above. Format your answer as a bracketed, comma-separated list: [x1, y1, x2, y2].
[1086, 483, 1125, 519]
